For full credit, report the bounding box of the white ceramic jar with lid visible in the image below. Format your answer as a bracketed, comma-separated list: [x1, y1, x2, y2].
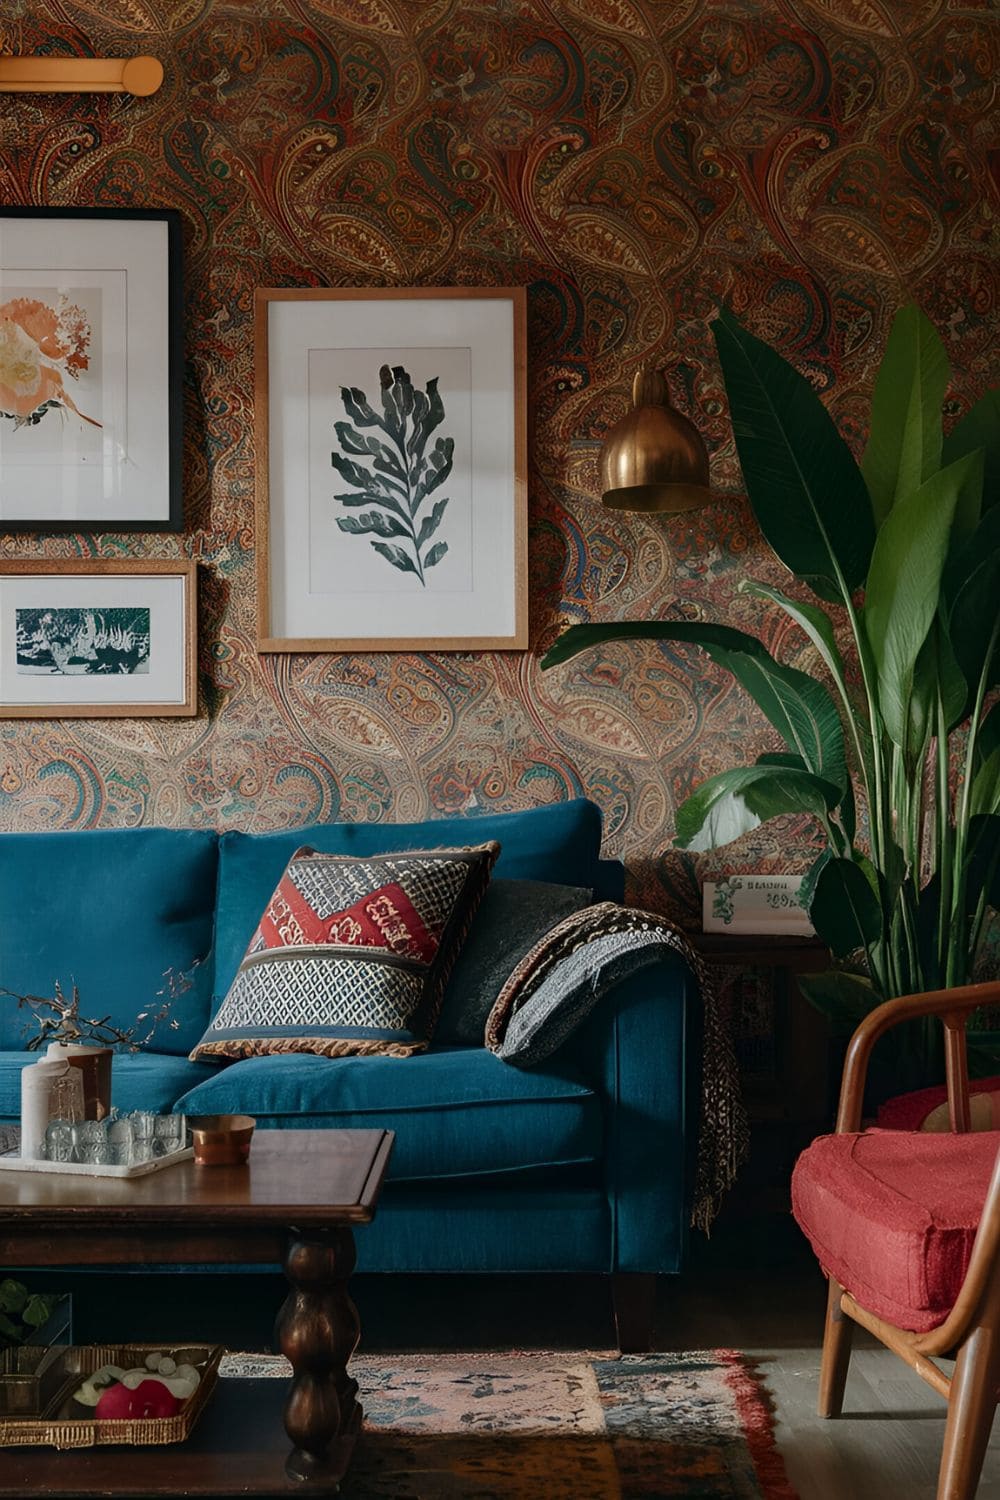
[19, 1057, 70, 1160]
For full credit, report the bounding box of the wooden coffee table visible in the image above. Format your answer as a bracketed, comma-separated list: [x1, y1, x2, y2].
[0, 1127, 393, 1496]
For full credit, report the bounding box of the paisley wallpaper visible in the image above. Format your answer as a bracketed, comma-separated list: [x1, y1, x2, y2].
[0, 0, 995, 924]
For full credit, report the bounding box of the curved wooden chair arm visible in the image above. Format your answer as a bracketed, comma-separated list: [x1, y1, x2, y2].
[835, 980, 1000, 1135]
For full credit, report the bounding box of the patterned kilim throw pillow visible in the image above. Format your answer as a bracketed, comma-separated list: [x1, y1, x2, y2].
[191, 842, 500, 1062]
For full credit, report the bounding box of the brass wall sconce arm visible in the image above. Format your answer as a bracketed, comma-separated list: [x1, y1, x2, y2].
[0, 56, 163, 97]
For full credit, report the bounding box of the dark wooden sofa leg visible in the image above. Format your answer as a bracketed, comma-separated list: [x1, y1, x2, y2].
[613, 1273, 657, 1353]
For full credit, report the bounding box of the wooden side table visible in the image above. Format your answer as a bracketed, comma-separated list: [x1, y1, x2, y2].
[692, 934, 832, 1127]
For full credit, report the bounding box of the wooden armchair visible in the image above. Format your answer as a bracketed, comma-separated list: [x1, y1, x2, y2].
[792, 980, 1000, 1500]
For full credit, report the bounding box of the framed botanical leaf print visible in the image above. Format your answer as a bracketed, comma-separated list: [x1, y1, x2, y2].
[254, 287, 527, 651]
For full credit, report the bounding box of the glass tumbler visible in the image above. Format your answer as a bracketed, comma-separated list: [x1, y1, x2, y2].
[129, 1111, 155, 1163]
[153, 1113, 185, 1157]
[44, 1119, 72, 1163]
[72, 1119, 109, 1166]
[107, 1116, 133, 1167]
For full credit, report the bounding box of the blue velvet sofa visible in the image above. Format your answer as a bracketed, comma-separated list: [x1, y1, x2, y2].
[0, 799, 700, 1347]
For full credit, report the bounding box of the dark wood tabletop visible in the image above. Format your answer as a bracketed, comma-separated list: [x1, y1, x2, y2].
[0, 1128, 391, 1224]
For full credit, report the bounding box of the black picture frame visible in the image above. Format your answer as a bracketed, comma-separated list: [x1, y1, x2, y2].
[0, 205, 183, 534]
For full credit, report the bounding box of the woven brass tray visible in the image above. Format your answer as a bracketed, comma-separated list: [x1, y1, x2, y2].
[0, 1343, 223, 1448]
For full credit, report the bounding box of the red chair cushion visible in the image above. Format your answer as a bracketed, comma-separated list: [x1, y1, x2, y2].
[792, 1129, 999, 1333]
[877, 1076, 1000, 1131]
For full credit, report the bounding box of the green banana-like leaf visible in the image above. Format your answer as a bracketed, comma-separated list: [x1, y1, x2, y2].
[808, 855, 885, 959]
[907, 616, 967, 754]
[863, 452, 982, 746]
[970, 746, 1000, 819]
[542, 619, 848, 791]
[943, 388, 1000, 511]
[861, 304, 949, 525]
[711, 306, 875, 600]
[541, 620, 768, 670]
[964, 814, 1000, 911]
[969, 698, 1000, 818]
[674, 763, 842, 853]
[797, 969, 879, 1028]
[799, 848, 833, 913]
[976, 703, 1000, 770]
[739, 580, 847, 693]
[946, 503, 1000, 697]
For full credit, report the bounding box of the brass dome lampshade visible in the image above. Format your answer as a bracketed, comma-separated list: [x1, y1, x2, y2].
[600, 366, 711, 513]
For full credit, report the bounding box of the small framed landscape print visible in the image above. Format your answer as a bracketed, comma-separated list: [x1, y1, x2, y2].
[0, 559, 196, 718]
[0, 208, 182, 532]
[255, 286, 527, 651]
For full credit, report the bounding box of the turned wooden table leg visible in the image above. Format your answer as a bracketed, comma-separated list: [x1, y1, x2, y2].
[275, 1228, 362, 1484]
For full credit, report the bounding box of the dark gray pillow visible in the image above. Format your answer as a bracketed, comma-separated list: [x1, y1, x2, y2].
[435, 879, 593, 1045]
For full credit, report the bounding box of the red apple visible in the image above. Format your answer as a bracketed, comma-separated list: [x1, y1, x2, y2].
[95, 1378, 182, 1420]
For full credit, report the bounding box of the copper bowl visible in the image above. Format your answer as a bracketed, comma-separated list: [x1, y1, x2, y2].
[187, 1114, 255, 1167]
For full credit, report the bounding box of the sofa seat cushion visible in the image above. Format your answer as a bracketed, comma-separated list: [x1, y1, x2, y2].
[174, 1047, 601, 1184]
[0, 1051, 217, 1122]
[212, 799, 603, 1003]
[0, 828, 218, 1055]
[792, 1129, 998, 1333]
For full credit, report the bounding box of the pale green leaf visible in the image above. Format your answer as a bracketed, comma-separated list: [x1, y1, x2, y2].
[863, 452, 982, 745]
[740, 580, 847, 694]
[674, 764, 841, 853]
[861, 304, 949, 524]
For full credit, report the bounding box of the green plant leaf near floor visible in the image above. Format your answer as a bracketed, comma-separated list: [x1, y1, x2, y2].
[0, 1278, 59, 1349]
[331, 364, 453, 586]
[543, 303, 1000, 1067]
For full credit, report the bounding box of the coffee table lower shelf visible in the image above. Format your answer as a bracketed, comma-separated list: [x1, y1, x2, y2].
[0, 1378, 359, 1497]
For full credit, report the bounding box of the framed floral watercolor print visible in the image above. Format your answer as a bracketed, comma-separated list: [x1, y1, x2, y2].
[0, 559, 196, 718]
[255, 286, 527, 651]
[0, 208, 182, 532]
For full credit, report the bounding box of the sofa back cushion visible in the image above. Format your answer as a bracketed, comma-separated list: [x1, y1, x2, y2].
[435, 879, 594, 1046]
[212, 799, 604, 1005]
[0, 829, 218, 1055]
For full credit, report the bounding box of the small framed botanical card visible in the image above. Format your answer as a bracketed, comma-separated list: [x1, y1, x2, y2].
[0, 208, 182, 532]
[255, 286, 527, 651]
[0, 559, 196, 718]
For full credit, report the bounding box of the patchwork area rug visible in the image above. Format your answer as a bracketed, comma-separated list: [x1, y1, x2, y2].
[220, 1350, 797, 1499]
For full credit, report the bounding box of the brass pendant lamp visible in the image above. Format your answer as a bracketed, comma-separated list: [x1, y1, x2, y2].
[600, 366, 711, 513]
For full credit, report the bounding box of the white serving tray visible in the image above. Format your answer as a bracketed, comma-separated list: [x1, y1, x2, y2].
[0, 1143, 193, 1179]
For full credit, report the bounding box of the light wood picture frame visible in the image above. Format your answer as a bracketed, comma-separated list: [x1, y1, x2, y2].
[0, 559, 196, 718]
[0, 208, 183, 532]
[255, 286, 528, 652]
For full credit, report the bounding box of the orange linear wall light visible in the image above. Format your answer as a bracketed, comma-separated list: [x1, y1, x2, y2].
[0, 56, 163, 96]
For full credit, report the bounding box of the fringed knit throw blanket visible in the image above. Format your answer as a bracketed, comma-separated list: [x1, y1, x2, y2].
[483, 902, 750, 1233]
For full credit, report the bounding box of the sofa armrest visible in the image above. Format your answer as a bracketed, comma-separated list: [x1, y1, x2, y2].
[557, 952, 701, 1274]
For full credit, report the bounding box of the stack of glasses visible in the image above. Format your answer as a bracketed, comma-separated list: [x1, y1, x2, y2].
[43, 1111, 188, 1167]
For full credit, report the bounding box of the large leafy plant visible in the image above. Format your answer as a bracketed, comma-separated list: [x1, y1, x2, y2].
[332, 363, 453, 585]
[543, 305, 999, 1051]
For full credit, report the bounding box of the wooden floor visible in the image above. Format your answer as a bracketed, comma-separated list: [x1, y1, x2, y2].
[657, 1265, 1000, 1500]
[29, 1228, 1000, 1500]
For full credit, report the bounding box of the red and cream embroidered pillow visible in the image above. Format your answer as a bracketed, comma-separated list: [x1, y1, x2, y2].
[191, 842, 499, 1061]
